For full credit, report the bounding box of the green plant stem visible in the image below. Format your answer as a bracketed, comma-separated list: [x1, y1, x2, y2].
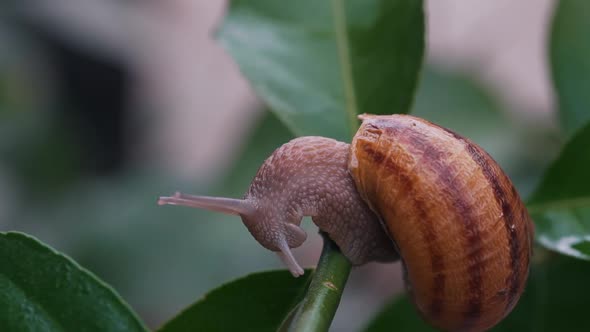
[285, 235, 352, 332]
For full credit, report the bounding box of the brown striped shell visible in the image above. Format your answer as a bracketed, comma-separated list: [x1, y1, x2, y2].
[350, 114, 534, 331]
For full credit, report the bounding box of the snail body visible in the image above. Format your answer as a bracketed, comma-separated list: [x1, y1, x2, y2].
[159, 114, 533, 331]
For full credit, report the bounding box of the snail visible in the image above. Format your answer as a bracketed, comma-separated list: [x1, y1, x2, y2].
[158, 114, 534, 331]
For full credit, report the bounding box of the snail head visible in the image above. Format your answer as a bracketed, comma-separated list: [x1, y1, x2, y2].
[158, 192, 307, 277]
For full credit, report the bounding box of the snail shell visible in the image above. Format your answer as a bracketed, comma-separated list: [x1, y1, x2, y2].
[350, 114, 533, 331]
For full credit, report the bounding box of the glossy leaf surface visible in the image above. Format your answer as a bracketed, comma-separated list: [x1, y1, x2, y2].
[219, 0, 424, 140]
[158, 270, 311, 332]
[0, 232, 147, 332]
[528, 123, 590, 260]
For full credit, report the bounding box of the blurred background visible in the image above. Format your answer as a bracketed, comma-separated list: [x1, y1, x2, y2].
[0, 0, 562, 330]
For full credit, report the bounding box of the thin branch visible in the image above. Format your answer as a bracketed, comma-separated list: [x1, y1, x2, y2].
[282, 235, 352, 332]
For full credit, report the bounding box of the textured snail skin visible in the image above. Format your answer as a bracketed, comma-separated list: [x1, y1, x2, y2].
[158, 114, 533, 332]
[244, 136, 398, 265]
[350, 114, 534, 331]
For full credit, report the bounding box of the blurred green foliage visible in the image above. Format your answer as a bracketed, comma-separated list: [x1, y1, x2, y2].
[550, 0, 590, 136]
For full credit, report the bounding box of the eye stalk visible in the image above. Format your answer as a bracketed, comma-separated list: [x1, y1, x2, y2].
[158, 192, 254, 215]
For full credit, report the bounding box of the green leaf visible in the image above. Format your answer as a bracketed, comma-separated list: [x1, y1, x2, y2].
[527, 122, 590, 260]
[158, 270, 311, 332]
[0, 232, 147, 332]
[219, 0, 425, 141]
[363, 295, 435, 332]
[550, 0, 590, 136]
[364, 256, 590, 332]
